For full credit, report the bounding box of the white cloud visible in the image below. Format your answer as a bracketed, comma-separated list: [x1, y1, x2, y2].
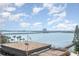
[0, 4, 28, 29]
[48, 4, 67, 15]
[0, 18, 6, 23]
[32, 22, 43, 30]
[47, 16, 77, 31]
[32, 7, 43, 14]
[0, 3, 27, 21]
[32, 3, 67, 15]
[5, 7, 16, 12]
[0, 4, 26, 29]
[14, 3, 25, 7]
[46, 4, 69, 30]
[43, 3, 53, 9]
[10, 13, 29, 21]
[33, 22, 42, 26]
[48, 17, 63, 25]
[20, 22, 30, 28]
[56, 23, 76, 31]
[0, 4, 16, 13]
[53, 11, 66, 18]
[0, 12, 29, 22]
[0, 17, 8, 29]
[20, 22, 43, 30]
[64, 20, 70, 24]
[56, 23, 68, 29]
[1, 12, 11, 17]
[43, 3, 63, 15]
[0, 12, 11, 28]
[9, 14, 20, 21]
[49, 7, 60, 14]
[0, 4, 11, 11]
[54, 20, 77, 30]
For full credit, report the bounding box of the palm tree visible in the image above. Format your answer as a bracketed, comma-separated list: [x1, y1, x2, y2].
[25, 34, 31, 55]
[7, 36, 11, 43]
[22, 38, 25, 43]
[13, 36, 16, 38]
[11, 39, 14, 42]
[16, 36, 22, 49]
[17, 36, 22, 42]
[13, 35, 16, 42]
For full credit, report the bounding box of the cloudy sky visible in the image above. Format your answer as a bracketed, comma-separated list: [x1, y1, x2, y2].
[0, 3, 79, 31]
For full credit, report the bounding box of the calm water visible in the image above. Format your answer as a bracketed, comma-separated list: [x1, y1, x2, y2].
[29, 33, 74, 48]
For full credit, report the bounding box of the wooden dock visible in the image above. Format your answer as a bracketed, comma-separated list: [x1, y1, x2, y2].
[1, 41, 51, 56]
[1, 41, 70, 56]
[31, 48, 70, 56]
[38, 49, 70, 56]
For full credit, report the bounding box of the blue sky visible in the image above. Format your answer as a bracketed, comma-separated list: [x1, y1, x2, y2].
[0, 3, 79, 31]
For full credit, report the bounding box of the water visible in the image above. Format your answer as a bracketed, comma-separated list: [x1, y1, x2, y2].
[7, 33, 74, 51]
[29, 33, 74, 48]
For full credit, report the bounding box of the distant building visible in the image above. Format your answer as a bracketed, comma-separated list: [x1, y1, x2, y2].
[43, 28, 47, 33]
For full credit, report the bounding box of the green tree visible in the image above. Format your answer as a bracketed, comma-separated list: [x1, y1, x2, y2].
[13, 36, 16, 39]
[73, 25, 79, 54]
[12, 35, 16, 42]
[17, 36, 22, 42]
[0, 34, 10, 43]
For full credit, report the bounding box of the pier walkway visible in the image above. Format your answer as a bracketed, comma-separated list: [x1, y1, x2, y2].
[1, 41, 70, 56]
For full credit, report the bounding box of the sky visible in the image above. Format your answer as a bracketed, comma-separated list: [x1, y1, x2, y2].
[0, 3, 79, 31]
